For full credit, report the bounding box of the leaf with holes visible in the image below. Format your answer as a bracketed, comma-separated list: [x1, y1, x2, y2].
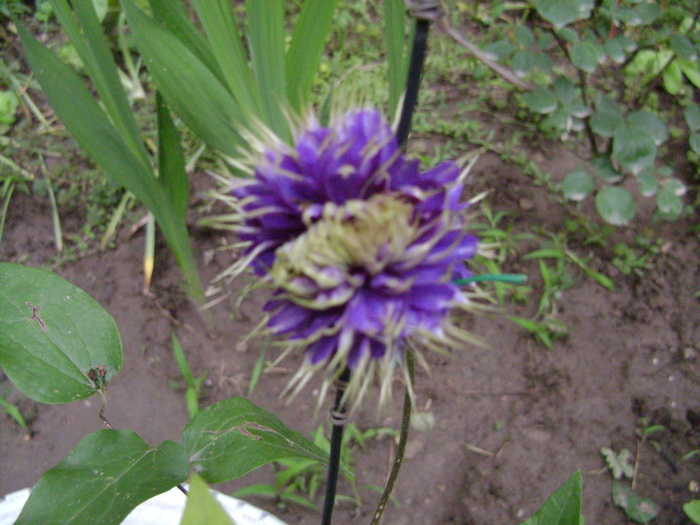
[183, 397, 328, 483]
[0, 263, 122, 404]
[15, 430, 189, 525]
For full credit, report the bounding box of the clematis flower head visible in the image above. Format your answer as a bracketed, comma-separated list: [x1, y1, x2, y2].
[222, 109, 479, 411]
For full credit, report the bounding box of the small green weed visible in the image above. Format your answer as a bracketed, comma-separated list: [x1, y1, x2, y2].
[233, 422, 397, 511]
[170, 334, 207, 418]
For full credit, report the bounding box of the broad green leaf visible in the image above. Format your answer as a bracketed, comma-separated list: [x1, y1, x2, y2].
[520, 471, 582, 525]
[156, 91, 188, 221]
[570, 42, 603, 73]
[627, 110, 667, 146]
[561, 168, 594, 201]
[522, 87, 558, 114]
[670, 33, 697, 62]
[631, 2, 661, 25]
[689, 132, 700, 154]
[515, 25, 535, 48]
[183, 397, 328, 483]
[590, 96, 624, 137]
[684, 103, 700, 131]
[191, 0, 261, 117]
[678, 58, 700, 88]
[533, 0, 593, 29]
[122, 0, 247, 158]
[613, 124, 656, 175]
[92, 0, 108, 21]
[662, 60, 683, 95]
[0, 263, 122, 404]
[611, 482, 658, 524]
[591, 155, 623, 183]
[286, 0, 339, 112]
[483, 39, 516, 60]
[384, 0, 410, 117]
[684, 499, 700, 524]
[246, 0, 289, 140]
[637, 169, 657, 197]
[656, 189, 683, 218]
[604, 38, 626, 64]
[552, 75, 575, 105]
[15, 430, 189, 525]
[181, 474, 236, 525]
[557, 27, 580, 44]
[512, 50, 535, 77]
[595, 186, 636, 225]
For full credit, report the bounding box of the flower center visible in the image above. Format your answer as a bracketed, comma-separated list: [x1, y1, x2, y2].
[270, 194, 416, 309]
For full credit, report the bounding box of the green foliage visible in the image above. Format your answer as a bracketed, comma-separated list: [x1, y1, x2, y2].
[182, 474, 236, 525]
[520, 470, 583, 524]
[15, 430, 190, 525]
[17, 0, 202, 296]
[499, 0, 698, 225]
[600, 447, 634, 480]
[611, 482, 659, 524]
[0, 263, 122, 404]
[0, 89, 19, 131]
[685, 499, 700, 524]
[171, 334, 207, 418]
[183, 397, 328, 484]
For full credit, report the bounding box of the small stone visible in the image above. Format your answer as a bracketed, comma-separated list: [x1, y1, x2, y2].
[683, 347, 698, 360]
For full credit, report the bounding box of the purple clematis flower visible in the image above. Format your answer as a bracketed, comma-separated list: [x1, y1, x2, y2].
[228, 109, 479, 409]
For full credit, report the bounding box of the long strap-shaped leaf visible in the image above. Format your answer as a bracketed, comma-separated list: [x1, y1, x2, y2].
[286, 0, 339, 113]
[122, 0, 248, 158]
[245, 0, 289, 141]
[191, 0, 262, 119]
[384, 0, 413, 119]
[17, 19, 201, 296]
[149, 0, 227, 88]
[51, 0, 150, 170]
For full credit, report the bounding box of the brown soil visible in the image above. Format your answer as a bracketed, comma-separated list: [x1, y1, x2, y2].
[1, 143, 699, 525]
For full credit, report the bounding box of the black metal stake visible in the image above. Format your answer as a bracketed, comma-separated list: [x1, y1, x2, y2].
[396, 17, 431, 148]
[320, 369, 350, 525]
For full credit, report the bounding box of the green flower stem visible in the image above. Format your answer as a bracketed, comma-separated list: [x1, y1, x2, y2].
[371, 351, 415, 525]
[321, 369, 350, 525]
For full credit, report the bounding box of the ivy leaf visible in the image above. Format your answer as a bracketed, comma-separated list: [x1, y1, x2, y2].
[591, 155, 623, 183]
[637, 169, 657, 197]
[611, 482, 659, 524]
[656, 189, 683, 219]
[600, 447, 634, 479]
[595, 187, 636, 225]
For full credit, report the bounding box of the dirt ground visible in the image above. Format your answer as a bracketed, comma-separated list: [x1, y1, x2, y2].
[1, 134, 699, 525]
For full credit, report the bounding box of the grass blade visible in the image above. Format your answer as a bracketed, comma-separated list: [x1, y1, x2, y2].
[384, 0, 410, 118]
[122, 0, 248, 158]
[245, 0, 289, 139]
[148, 0, 225, 86]
[51, 0, 150, 167]
[143, 212, 155, 293]
[0, 179, 15, 246]
[156, 91, 188, 221]
[286, 0, 339, 112]
[191, 0, 261, 117]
